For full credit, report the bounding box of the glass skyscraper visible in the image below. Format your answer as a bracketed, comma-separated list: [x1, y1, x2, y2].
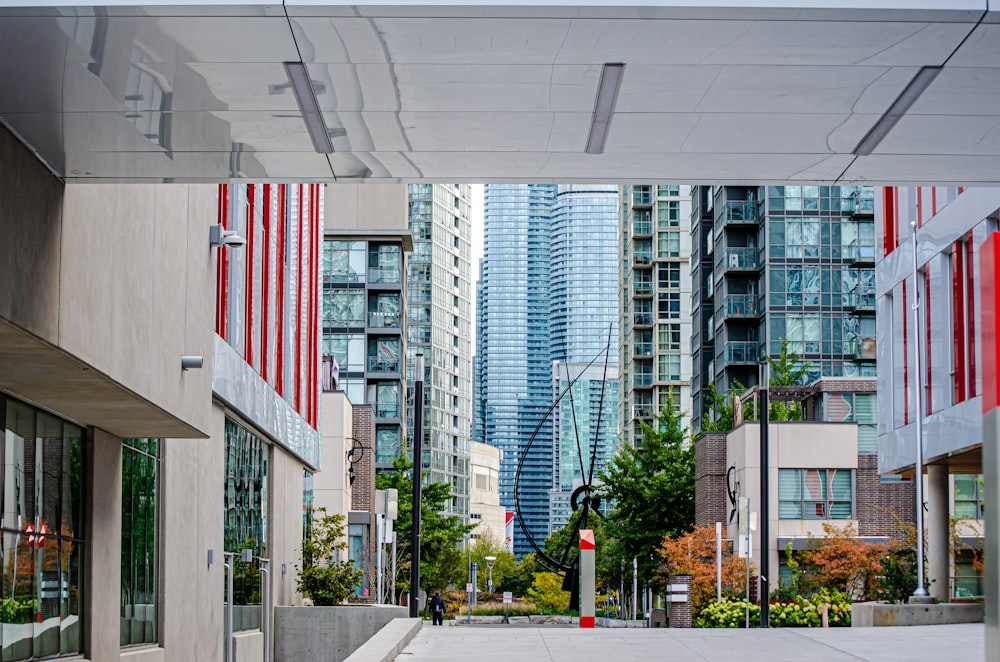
[618, 185, 694, 448]
[476, 184, 621, 552]
[548, 185, 620, 532]
[405, 183, 473, 519]
[690, 185, 876, 431]
[477, 184, 556, 556]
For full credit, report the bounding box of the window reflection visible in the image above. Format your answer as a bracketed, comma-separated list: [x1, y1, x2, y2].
[121, 438, 158, 646]
[224, 420, 268, 633]
[1, 395, 84, 661]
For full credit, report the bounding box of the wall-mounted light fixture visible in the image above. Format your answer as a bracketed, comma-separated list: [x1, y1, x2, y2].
[852, 66, 941, 156]
[181, 355, 204, 371]
[585, 62, 626, 155]
[284, 61, 335, 154]
[209, 224, 246, 248]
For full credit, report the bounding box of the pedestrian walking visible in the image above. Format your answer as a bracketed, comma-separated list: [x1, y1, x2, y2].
[430, 591, 446, 626]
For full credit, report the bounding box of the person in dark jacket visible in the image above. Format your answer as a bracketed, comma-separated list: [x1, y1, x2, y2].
[430, 591, 446, 625]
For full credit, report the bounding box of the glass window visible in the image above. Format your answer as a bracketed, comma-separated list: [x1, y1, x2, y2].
[224, 419, 268, 632]
[954, 474, 984, 519]
[1, 396, 85, 660]
[778, 469, 853, 520]
[121, 438, 158, 646]
[303, 470, 314, 541]
[323, 290, 365, 327]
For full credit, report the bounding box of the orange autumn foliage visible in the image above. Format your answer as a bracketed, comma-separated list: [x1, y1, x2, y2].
[658, 525, 752, 614]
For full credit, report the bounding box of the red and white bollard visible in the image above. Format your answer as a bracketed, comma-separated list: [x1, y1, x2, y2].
[579, 529, 595, 628]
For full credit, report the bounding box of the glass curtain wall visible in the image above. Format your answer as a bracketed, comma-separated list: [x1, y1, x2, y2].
[121, 438, 158, 647]
[223, 419, 268, 632]
[0, 395, 84, 661]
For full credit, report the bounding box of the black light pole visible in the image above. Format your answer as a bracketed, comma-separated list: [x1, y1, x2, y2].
[758, 359, 770, 628]
[409, 352, 425, 618]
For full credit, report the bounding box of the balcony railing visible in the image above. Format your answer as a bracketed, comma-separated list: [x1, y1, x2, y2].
[375, 403, 400, 418]
[634, 373, 653, 387]
[633, 342, 653, 357]
[632, 187, 653, 206]
[846, 287, 876, 311]
[718, 247, 760, 272]
[845, 338, 877, 361]
[633, 253, 653, 267]
[724, 341, 759, 364]
[368, 311, 401, 328]
[633, 313, 653, 327]
[846, 191, 875, 217]
[718, 294, 758, 319]
[633, 220, 653, 236]
[633, 282, 654, 297]
[632, 405, 654, 419]
[368, 267, 401, 284]
[718, 201, 761, 225]
[367, 358, 400, 373]
[844, 239, 876, 265]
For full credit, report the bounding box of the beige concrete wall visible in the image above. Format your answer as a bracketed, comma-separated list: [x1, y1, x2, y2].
[323, 184, 408, 232]
[315, 392, 354, 520]
[160, 405, 226, 662]
[85, 428, 123, 662]
[0, 126, 215, 439]
[270, 446, 308, 609]
[469, 441, 505, 545]
[726, 422, 859, 575]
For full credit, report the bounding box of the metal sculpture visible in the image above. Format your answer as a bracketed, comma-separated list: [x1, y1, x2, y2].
[513, 327, 614, 610]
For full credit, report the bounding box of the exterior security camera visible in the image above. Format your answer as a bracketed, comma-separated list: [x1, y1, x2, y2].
[209, 224, 247, 248]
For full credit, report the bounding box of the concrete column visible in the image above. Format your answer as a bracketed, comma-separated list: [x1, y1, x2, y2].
[985, 409, 1000, 660]
[926, 465, 950, 603]
[84, 428, 122, 662]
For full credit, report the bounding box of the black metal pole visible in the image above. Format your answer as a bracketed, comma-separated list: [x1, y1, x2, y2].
[409, 353, 425, 618]
[759, 360, 770, 628]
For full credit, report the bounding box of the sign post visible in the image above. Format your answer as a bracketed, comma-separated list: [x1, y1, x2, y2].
[503, 591, 512, 624]
[579, 530, 596, 628]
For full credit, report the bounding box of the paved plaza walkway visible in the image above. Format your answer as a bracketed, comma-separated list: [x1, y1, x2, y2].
[399, 623, 983, 661]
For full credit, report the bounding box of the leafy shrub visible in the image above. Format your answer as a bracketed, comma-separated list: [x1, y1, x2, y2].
[527, 572, 570, 613]
[1, 596, 35, 624]
[296, 508, 364, 606]
[659, 525, 752, 618]
[769, 589, 852, 627]
[695, 598, 760, 628]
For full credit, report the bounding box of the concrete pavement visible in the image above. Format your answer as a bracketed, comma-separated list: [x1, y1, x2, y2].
[400, 623, 984, 661]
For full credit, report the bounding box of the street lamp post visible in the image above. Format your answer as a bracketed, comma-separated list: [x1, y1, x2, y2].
[909, 220, 932, 603]
[485, 555, 497, 594]
[409, 353, 425, 617]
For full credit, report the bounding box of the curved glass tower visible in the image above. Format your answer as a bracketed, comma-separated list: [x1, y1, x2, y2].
[548, 185, 620, 532]
[478, 184, 556, 556]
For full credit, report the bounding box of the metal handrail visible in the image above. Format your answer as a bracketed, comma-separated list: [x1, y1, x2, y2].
[224, 552, 235, 662]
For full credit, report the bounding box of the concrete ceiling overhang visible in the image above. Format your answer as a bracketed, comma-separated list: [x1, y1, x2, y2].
[1, 1, 998, 184]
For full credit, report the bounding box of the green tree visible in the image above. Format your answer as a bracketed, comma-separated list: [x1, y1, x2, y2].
[764, 337, 811, 421]
[295, 508, 364, 605]
[375, 457, 474, 599]
[499, 552, 539, 597]
[470, 532, 517, 594]
[700, 383, 736, 433]
[598, 404, 695, 586]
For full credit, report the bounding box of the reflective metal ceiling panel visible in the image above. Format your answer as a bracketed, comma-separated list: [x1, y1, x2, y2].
[0, 2, 996, 184]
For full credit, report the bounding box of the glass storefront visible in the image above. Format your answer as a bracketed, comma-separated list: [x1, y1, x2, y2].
[223, 419, 268, 632]
[121, 438, 158, 647]
[1, 395, 84, 661]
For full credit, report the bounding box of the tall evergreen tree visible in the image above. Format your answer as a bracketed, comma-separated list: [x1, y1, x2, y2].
[598, 405, 695, 585]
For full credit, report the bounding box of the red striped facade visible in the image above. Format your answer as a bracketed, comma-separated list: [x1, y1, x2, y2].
[881, 186, 979, 426]
[215, 184, 321, 430]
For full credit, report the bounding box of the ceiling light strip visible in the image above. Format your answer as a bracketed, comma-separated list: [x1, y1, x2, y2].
[852, 66, 942, 157]
[585, 63, 626, 155]
[284, 61, 334, 154]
